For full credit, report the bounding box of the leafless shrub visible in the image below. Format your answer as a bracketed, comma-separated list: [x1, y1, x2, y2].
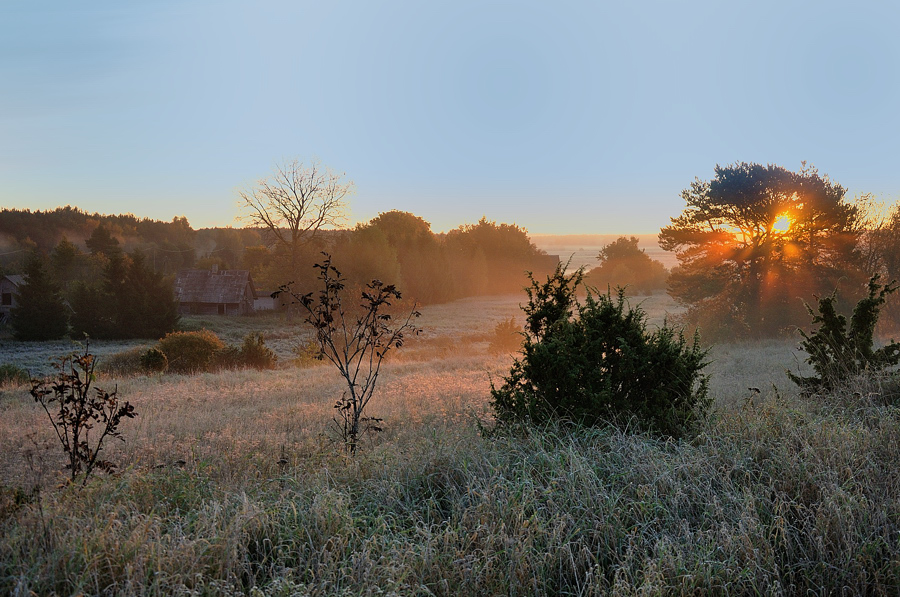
[276, 253, 420, 453]
[28, 345, 136, 486]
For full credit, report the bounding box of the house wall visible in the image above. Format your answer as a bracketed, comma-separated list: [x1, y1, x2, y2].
[0, 277, 19, 316]
[254, 296, 276, 311]
[178, 301, 253, 316]
[231, 300, 252, 316]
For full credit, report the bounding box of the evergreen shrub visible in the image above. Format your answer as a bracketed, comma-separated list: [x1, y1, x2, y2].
[140, 347, 169, 373]
[11, 252, 68, 341]
[214, 344, 243, 371]
[488, 317, 523, 354]
[491, 265, 710, 437]
[292, 338, 322, 367]
[790, 275, 900, 394]
[98, 347, 145, 376]
[212, 333, 277, 371]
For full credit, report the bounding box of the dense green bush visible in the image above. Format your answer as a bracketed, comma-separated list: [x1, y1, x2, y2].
[292, 338, 322, 367]
[151, 331, 276, 374]
[491, 265, 710, 436]
[157, 330, 225, 373]
[213, 344, 244, 371]
[140, 347, 169, 373]
[790, 275, 900, 394]
[213, 333, 277, 371]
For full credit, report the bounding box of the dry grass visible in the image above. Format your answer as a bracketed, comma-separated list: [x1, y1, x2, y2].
[1, 293, 898, 595]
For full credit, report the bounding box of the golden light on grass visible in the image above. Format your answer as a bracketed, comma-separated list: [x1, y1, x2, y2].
[772, 213, 793, 234]
[3, 293, 898, 595]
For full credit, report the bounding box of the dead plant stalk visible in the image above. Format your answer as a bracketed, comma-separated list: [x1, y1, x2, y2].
[277, 253, 420, 453]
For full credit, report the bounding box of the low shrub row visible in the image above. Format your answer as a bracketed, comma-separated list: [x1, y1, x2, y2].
[100, 330, 277, 376]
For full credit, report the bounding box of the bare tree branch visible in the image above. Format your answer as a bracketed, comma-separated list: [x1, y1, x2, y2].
[239, 159, 354, 276]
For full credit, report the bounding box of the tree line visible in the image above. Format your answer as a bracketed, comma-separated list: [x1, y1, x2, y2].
[4, 206, 552, 341]
[7, 159, 899, 342]
[10, 235, 180, 341]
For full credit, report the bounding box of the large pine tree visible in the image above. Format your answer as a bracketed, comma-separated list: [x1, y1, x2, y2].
[11, 252, 69, 340]
[659, 162, 866, 339]
[118, 251, 180, 338]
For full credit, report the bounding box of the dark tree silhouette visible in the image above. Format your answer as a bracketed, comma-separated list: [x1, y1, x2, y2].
[660, 162, 866, 338]
[585, 236, 667, 295]
[70, 251, 178, 339]
[11, 252, 69, 340]
[85, 225, 121, 257]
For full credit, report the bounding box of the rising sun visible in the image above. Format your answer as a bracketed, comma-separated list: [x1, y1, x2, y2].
[772, 214, 793, 234]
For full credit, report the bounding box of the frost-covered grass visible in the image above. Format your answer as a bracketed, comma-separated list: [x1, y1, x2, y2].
[0, 337, 151, 378]
[3, 293, 898, 595]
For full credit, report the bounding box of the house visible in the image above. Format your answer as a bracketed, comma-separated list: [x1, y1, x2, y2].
[253, 292, 278, 311]
[0, 274, 23, 323]
[173, 267, 257, 315]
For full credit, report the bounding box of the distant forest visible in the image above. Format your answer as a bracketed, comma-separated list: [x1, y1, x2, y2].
[0, 206, 566, 305]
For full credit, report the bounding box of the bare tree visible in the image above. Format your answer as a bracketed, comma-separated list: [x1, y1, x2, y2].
[239, 159, 354, 277]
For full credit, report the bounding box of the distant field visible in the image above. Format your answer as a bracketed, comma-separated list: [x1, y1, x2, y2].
[531, 233, 678, 271]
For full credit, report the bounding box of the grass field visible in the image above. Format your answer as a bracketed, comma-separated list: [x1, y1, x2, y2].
[2, 292, 900, 595]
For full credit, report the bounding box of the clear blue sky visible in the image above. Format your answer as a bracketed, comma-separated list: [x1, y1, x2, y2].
[2, 0, 898, 234]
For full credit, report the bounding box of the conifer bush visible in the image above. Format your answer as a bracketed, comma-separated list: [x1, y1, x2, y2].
[789, 275, 900, 394]
[213, 344, 244, 370]
[491, 265, 710, 436]
[213, 333, 277, 371]
[140, 347, 169, 373]
[98, 346, 145, 376]
[291, 338, 322, 367]
[11, 252, 68, 341]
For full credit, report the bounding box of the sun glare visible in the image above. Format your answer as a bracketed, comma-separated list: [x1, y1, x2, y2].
[772, 214, 792, 234]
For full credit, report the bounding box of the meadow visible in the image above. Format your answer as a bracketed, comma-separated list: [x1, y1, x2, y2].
[2, 292, 899, 595]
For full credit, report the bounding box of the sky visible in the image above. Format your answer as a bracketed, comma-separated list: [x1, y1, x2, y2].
[2, 0, 899, 235]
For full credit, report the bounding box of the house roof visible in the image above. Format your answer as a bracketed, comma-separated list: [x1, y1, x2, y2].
[174, 269, 257, 304]
[2, 274, 24, 287]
